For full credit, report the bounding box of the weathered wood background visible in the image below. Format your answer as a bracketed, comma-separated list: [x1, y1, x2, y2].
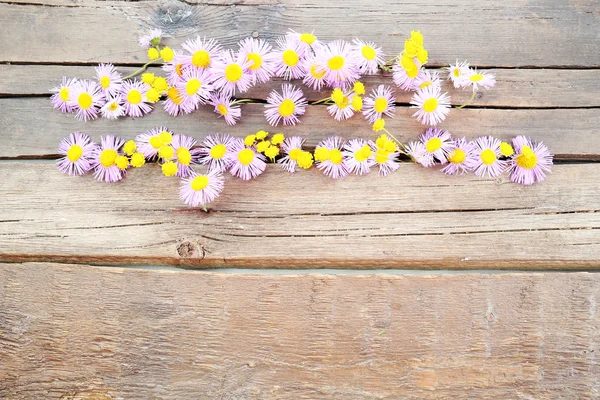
[1, 0, 599, 398]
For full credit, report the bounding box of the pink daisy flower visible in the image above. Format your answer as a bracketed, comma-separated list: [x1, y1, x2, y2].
[413, 69, 441, 91]
[473, 136, 508, 178]
[50, 77, 77, 113]
[410, 86, 451, 126]
[352, 38, 385, 75]
[277, 136, 305, 173]
[100, 96, 125, 120]
[238, 37, 276, 84]
[162, 51, 190, 86]
[327, 92, 356, 121]
[440, 137, 478, 175]
[208, 93, 241, 125]
[343, 138, 376, 175]
[264, 84, 307, 126]
[315, 40, 360, 89]
[121, 80, 153, 117]
[302, 56, 328, 91]
[95, 63, 123, 99]
[91, 135, 126, 183]
[228, 139, 267, 180]
[508, 135, 553, 185]
[419, 128, 454, 166]
[56, 132, 97, 176]
[405, 141, 432, 167]
[211, 49, 253, 97]
[171, 134, 200, 178]
[447, 60, 470, 88]
[135, 127, 174, 160]
[362, 84, 396, 123]
[181, 36, 222, 69]
[67, 79, 103, 121]
[314, 136, 349, 179]
[176, 67, 214, 113]
[180, 169, 225, 208]
[460, 69, 496, 91]
[273, 35, 308, 80]
[198, 133, 236, 173]
[138, 29, 163, 49]
[392, 60, 421, 91]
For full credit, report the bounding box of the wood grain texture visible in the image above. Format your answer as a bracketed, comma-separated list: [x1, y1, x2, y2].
[1, 163, 600, 269]
[1, 0, 599, 66]
[2, 98, 599, 159]
[3, 64, 600, 108]
[1, 262, 599, 399]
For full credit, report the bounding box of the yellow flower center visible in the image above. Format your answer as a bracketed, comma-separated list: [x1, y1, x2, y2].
[108, 101, 118, 111]
[246, 53, 262, 70]
[480, 149, 496, 165]
[225, 64, 243, 82]
[470, 73, 484, 82]
[419, 81, 432, 89]
[500, 142, 514, 157]
[423, 98, 438, 113]
[158, 145, 175, 160]
[167, 87, 183, 105]
[453, 68, 461, 77]
[279, 99, 295, 117]
[425, 138, 442, 153]
[149, 136, 163, 149]
[328, 56, 345, 71]
[210, 144, 227, 159]
[375, 149, 389, 164]
[78, 93, 93, 109]
[329, 149, 343, 164]
[361, 45, 376, 61]
[159, 131, 172, 144]
[289, 148, 302, 161]
[185, 78, 201, 96]
[99, 149, 118, 168]
[123, 140, 136, 156]
[192, 50, 211, 68]
[217, 104, 228, 116]
[175, 64, 184, 77]
[374, 97, 388, 113]
[191, 175, 209, 191]
[448, 148, 466, 164]
[314, 147, 330, 162]
[238, 148, 255, 166]
[67, 145, 83, 162]
[282, 49, 299, 67]
[59, 87, 70, 101]
[300, 33, 316, 44]
[337, 96, 350, 109]
[355, 145, 372, 162]
[100, 76, 111, 89]
[127, 89, 142, 105]
[515, 145, 538, 169]
[176, 147, 192, 165]
[310, 64, 326, 79]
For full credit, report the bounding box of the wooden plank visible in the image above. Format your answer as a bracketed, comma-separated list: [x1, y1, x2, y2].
[1, 163, 600, 268]
[2, 64, 600, 108]
[0, 0, 598, 66]
[1, 97, 599, 159]
[1, 262, 599, 399]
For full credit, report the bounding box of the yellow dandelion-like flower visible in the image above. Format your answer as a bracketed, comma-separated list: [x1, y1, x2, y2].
[160, 47, 175, 62]
[297, 151, 314, 169]
[244, 134, 256, 146]
[265, 145, 280, 159]
[147, 48, 160, 60]
[271, 133, 285, 145]
[123, 140, 137, 156]
[353, 81, 365, 95]
[141, 73, 156, 85]
[372, 118, 385, 132]
[130, 152, 146, 168]
[161, 161, 177, 176]
[152, 77, 168, 92]
[255, 130, 268, 140]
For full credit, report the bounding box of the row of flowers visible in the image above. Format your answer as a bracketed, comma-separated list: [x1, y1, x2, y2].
[57, 127, 553, 208]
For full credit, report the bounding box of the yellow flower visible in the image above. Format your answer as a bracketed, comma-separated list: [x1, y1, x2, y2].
[255, 130, 268, 140]
[372, 118, 385, 132]
[353, 81, 365, 95]
[271, 133, 285, 145]
[123, 140, 137, 156]
[161, 161, 177, 177]
[297, 151, 314, 169]
[130, 152, 146, 168]
[314, 147, 330, 162]
[160, 46, 174, 62]
[500, 142, 515, 157]
[152, 77, 168, 92]
[115, 155, 129, 170]
[351, 95, 363, 111]
[141, 73, 156, 85]
[147, 48, 160, 60]
[416, 47, 428, 64]
[146, 88, 160, 103]
[256, 140, 271, 153]
[265, 145, 279, 159]
[158, 145, 174, 160]
[331, 88, 344, 104]
[244, 134, 256, 147]
[410, 30, 424, 46]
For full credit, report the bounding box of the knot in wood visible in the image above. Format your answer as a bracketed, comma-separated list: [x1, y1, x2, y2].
[176, 240, 205, 259]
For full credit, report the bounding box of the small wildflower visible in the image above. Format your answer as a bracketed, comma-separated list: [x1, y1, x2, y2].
[180, 170, 225, 208]
[56, 132, 97, 176]
[264, 84, 308, 126]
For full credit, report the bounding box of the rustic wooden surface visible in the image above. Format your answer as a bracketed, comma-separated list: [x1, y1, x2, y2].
[2, 0, 600, 397]
[1, 262, 599, 399]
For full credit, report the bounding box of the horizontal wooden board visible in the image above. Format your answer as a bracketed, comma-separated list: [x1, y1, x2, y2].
[0, 0, 599, 66]
[1, 163, 600, 268]
[1, 262, 599, 399]
[2, 97, 599, 159]
[2, 64, 600, 108]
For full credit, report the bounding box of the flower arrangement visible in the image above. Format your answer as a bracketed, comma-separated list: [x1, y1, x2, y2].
[52, 29, 553, 210]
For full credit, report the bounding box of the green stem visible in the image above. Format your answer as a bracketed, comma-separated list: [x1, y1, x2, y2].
[456, 90, 477, 109]
[122, 58, 163, 80]
[230, 99, 254, 105]
[382, 128, 408, 155]
[311, 97, 333, 105]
